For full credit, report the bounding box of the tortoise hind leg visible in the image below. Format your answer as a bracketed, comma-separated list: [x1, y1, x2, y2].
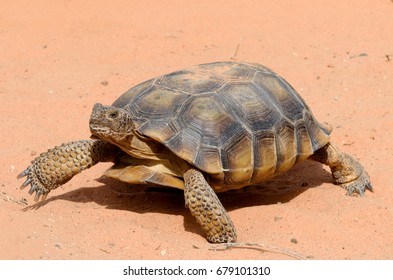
[184, 169, 237, 243]
[310, 142, 372, 196]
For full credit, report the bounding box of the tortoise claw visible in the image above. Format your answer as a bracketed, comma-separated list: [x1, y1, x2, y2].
[357, 188, 365, 197]
[366, 182, 373, 192]
[28, 184, 37, 195]
[17, 168, 30, 179]
[34, 190, 43, 202]
[20, 178, 32, 189]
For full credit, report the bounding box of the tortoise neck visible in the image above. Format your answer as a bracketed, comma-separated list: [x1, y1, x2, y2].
[121, 131, 168, 161]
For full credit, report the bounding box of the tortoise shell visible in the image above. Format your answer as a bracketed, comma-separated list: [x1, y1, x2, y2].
[111, 61, 331, 189]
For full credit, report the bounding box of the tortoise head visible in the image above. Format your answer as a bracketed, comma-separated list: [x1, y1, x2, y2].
[89, 103, 134, 147]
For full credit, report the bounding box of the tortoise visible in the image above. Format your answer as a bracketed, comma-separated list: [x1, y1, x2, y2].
[18, 61, 372, 243]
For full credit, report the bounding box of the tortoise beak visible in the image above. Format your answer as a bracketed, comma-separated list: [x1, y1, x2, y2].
[90, 103, 106, 123]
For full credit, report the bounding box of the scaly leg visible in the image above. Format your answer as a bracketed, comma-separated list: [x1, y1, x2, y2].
[184, 169, 237, 243]
[18, 139, 118, 201]
[310, 142, 372, 196]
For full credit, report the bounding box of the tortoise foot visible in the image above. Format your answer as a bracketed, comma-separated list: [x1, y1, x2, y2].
[339, 169, 372, 197]
[331, 152, 373, 197]
[18, 165, 50, 201]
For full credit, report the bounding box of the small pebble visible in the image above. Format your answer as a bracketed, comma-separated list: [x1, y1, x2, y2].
[291, 238, 298, 244]
[274, 216, 283, 222]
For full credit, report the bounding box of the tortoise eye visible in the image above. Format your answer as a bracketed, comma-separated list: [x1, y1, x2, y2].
[108, 111, 119, 119]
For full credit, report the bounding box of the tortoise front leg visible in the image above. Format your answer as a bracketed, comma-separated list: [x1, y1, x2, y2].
[17, 139, 118, 201]
[184, 169, 237, 243]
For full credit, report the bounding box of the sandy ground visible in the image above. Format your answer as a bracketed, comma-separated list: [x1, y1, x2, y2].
[1, 0, 393, 260]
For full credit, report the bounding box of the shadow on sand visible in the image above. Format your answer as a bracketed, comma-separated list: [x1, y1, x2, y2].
[23, 160, 333, 239]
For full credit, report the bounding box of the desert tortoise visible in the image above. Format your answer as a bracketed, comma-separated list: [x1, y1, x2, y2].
[18, 61, 372, 243]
